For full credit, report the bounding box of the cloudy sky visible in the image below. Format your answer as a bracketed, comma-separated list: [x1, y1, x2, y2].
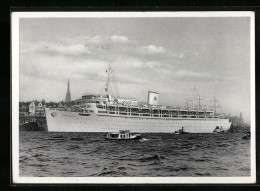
[19, 16, 252, 122]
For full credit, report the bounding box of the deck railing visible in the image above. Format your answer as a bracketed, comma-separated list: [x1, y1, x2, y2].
[98, 109, 218, 119]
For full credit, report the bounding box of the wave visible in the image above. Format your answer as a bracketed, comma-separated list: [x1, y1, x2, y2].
[214, 167, 229, 171]
[19, 156, 29, 161]
[139, 154, 165, 162]
[70, 137, 84, 141]
[179, 166, 189, 171]
[97, 161, 130, 177]
[195, 172, 211, 176]
[19, 132, 251, 177]
[217, 143, 231, 147]
[32, 153, 45, 158]
[48, 137, 66, 141]
[182, 142, 195, 147]
[139, 138, 149, 142]
[97, 170, 129, 177]
[240, 167, 250, 171]
[117, 166, 126, 170]
[171, 167, 189, 172]
[34, 145, 50, 149]
[66, 145, 81, 150]
[194, 158, 211, 162]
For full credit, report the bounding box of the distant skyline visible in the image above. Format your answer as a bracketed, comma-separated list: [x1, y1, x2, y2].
[19, 16, 252, 123]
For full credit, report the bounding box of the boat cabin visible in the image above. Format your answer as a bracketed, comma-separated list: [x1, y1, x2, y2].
[106, 130, 142, 140]
[107, 130, 131, 139]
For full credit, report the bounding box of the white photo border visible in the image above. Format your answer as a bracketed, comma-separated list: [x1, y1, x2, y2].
[12, 11, 256, 184]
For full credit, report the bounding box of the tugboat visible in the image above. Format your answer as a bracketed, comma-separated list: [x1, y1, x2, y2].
[242, 131, 250, 139]
[213, 126, 225, 133]
[174, 127, 189, 135]
[105, 130, 142, 140]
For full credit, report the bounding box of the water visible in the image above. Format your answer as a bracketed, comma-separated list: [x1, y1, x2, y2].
[19, 132, 250, 177]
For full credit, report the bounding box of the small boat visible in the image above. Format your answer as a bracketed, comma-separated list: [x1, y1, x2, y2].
[175, 127, 189, 135]
[242, 132, 250, 139]
[105, 130, 142, 140]
[213, 126, 224, 133]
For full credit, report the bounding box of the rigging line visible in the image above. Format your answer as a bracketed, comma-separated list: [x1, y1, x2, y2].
[100, 83, 107, 95]
[107, 67, 113, 96]
[110, 70, 117, 98]
[216, 100, 224, 113]
[108, 79, 115, 98]
[106, 67, 110, 94]
[200, 95, 214, 99]
[115, 78, 120, 98]
[111, 71, 117, 97]
[107, 68, 115, 97]
[112, 70, 120, 98]
[112, 75, 119, 98]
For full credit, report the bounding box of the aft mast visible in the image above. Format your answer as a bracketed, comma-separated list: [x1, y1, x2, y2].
[104, 64, 120, 98]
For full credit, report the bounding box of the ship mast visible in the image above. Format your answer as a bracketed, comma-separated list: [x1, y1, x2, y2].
[190, 87, 201, 110]
[212, 97, 223, 115]
[105, 64, 120, 98]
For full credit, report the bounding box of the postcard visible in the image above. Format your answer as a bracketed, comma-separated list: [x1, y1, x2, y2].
[12, 11, 255, 184]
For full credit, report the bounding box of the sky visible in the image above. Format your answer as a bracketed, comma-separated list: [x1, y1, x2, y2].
[19, 16, 252, 122]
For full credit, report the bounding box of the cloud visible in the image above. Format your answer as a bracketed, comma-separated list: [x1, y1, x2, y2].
[71, 35, 130, 44]
[30, 42, 92, 57]
[81, 35, 106, 44]
[116, 74, 148, 85]
[174, 69, 234, 82]
[112, 56, 162, 70]
[110, 35, 129, 43]
[144, 61, 161, 68]
[54, 44, 92, 55]
[140, 45, 166, 55]
[175, 70, 206, 78]
[35, 35, 132, 58]
[172, 51, 199, 60]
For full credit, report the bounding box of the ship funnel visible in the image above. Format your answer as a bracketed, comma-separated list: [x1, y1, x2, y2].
[148, 91, 159, 105]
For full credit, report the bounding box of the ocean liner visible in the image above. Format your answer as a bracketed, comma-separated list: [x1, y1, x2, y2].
[45, 66, 231, 133]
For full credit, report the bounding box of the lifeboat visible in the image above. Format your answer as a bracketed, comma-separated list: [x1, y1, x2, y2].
[175, 127, 189, 134]
[213, 126, 224, 133]
[242, 132, 250, 139]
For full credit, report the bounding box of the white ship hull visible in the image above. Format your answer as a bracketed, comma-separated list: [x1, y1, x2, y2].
[45, 109, 231, 133]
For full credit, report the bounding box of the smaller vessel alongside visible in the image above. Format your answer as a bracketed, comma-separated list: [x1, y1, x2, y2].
[174, 127, 189, 135]
[105, 130, 142, 140]
[242, 132, 250, 139]
[213, 126, 224, 134]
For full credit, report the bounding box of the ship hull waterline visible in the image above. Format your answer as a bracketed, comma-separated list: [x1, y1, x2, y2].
[45, 109, 231, 133]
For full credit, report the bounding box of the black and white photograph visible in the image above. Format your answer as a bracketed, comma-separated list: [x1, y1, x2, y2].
[12, 12, 255, 183]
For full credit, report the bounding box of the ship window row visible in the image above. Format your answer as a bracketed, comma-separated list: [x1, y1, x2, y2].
[80, 117, 217, 125]
[99, 112, 217, 119]
[95, 115, 218, 122]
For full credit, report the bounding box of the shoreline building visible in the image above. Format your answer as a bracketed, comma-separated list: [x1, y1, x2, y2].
[65, 79, 71, 103]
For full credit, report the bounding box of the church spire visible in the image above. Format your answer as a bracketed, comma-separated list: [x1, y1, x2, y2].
[65, 79, 71, 102]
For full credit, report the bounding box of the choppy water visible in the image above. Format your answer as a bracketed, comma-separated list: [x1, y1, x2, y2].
[19, 132, 250, 177]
